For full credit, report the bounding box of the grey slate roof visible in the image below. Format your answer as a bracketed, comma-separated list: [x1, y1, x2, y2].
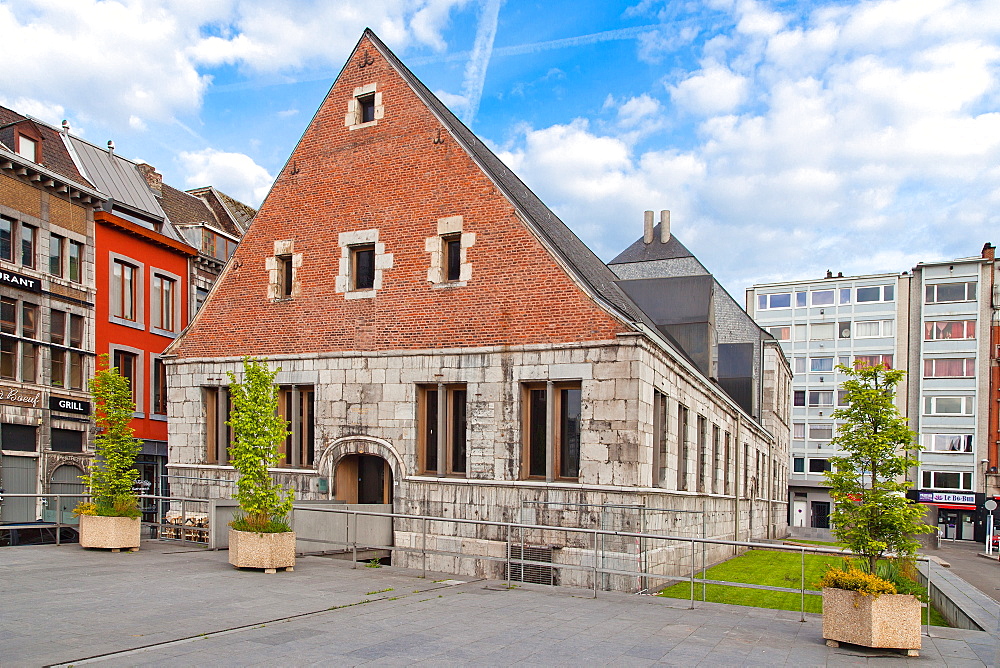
[65, 135, 166, 221]
[608, 223, 699, 264]
[364, 30, 642, 323]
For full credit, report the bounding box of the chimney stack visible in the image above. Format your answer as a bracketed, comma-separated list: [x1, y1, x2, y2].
[982, 243, 995, 261]
[137, 163, 163, 198]
[660, 210, 670, 243]
[643, 210, 654, 244]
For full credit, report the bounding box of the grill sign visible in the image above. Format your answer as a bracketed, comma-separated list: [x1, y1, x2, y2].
[0, 269, 41, 292]
[50, 396, 91, 415]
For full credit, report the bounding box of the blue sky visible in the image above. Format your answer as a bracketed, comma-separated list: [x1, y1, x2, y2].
[3, 0, 1000, 299]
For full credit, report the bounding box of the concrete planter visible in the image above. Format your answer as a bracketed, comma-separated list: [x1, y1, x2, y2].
[79, 515, 141, 551]
[228, 529, 296, 573]
[822, 587, 921, 655]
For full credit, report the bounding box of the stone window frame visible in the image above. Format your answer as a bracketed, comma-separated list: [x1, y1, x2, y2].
[417, 383, 469, 478]
[110, 344, 144, 417]
[344, 83, 384, 130]
[149, 266, 182, 337]
[520, 380, 582, 482]
[108, 252, 144, 330]
[425, 215, 475, 287]
[335, 229, 393, 300]
[266, 240, 302, 301]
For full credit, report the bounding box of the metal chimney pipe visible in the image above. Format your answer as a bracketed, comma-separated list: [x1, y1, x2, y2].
[660, 210, 670, 243]
[643, 210, 654, 244]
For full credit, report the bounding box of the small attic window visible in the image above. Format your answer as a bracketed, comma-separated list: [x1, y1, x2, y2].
[16, 135, 37, 162]
[344, 84, 383, 130]
[359, 94, 376, 124]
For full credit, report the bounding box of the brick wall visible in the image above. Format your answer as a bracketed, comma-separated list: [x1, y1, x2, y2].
[171, 35, 626, 359]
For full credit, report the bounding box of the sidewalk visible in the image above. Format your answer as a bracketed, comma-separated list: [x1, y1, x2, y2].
[2, 541, 996, 667]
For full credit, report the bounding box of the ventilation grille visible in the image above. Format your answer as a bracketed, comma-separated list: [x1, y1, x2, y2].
[506, 545, 557, 585]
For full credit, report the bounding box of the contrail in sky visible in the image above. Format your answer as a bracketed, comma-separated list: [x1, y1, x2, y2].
[460, 0, 504, 126]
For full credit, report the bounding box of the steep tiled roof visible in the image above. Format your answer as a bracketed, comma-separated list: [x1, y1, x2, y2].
[0, 106, 89, 185]
[185, 186, 253, 236]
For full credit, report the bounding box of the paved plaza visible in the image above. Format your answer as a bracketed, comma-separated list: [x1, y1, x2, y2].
[1, 540, 997, 667]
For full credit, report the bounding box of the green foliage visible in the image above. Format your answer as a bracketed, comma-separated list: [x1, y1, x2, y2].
[824, 363, 933, 572]
[365, 559, 382, 568]
[81, 355, 141, 518]
[227, 358, 294, 533]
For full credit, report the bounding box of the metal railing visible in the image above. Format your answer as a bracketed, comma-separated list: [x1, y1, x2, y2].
[0, 493, 211, 546]
[289, 503, 937, 634]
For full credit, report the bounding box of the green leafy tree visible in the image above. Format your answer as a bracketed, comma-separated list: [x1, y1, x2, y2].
[227, 357, 294, 533]
[825, 363, 932, 572]
[81, 355, 141, 517]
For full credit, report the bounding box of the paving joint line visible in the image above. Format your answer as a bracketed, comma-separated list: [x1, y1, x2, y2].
[45, 575, 486, 666]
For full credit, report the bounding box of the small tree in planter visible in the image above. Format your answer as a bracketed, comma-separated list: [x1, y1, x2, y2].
[226, 357, 295, 572]
[820, 362, 933, 654]
[76, 355, 142, 551]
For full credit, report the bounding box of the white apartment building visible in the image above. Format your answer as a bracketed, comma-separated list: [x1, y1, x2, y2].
[749, 248, 997, 543]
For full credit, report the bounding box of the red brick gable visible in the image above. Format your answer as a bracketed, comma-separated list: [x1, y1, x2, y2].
[169, 34, 628, 359]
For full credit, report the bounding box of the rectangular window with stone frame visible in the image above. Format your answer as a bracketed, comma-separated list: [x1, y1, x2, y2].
[653, 390, 668, 485]
[418, 384, 468, 476]
[676, 404, 689, 490]
[278, 385, 315, 467]
[205, 386, 232, 465]
[522, 382, 581, 480]
[352, 244, 376, 290]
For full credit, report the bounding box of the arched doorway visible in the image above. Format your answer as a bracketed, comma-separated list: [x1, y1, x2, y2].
[335, 454, 393, 504]
[49, 464, 85, 523]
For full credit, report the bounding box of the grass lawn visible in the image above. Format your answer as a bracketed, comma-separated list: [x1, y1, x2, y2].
[656, 549, 950, 627]
[782, 539, 845, 547]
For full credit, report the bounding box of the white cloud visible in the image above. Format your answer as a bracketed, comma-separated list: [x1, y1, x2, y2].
[128, 116, 148, 131]
[669, 63, 749, 115]
[178, 149, 274, 206]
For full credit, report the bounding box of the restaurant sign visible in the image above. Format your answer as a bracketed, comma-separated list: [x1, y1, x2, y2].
[919, 492, 976, 505]
[49, 396, 91, 415]
[0, 385, 43, 408]
[0, 269, 41, 293]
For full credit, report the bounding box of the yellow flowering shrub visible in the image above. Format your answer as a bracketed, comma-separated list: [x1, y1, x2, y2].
[818, 565, 897, 598]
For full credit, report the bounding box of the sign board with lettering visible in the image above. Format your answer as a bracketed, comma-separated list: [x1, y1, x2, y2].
[918, 492, 976, 505]
[49, 396, 91, 415]
[0, 269, 41, 293]
[0, 386, 42, 408]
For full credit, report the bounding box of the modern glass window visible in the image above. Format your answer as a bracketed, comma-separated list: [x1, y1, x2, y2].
[811, 290, 834, 306]
[921, 470, 973, 490]
[152, 358, 168, 415]
[838, 321, 851, 338]
[793, 324, 807, 341]
[49, 234, 64, 276]
[68, 240, 83, 282]
[808, 424, 833, 439]
[420, 384, 467, 476]
[757, 293, 791, 309]
[808, 391, 833, 406]
[0, 215, 13, 262]
[793, 357, 806, 374]
[923, 396, 974, 415]
[151, 274, 176, 332]
[839, 288, 851, 304]
[857, 285, 894, 302]
[113, 350, 138, 405]
[810, 357, 834, 372]
[795, 292, 807, 307]
[352, 244, 376, 290]
[20, 223, 35, 268]
[768, 326, 790, 341]
[837, 390, 849, 406]
[793, 390, 805, 406]
[855, 354, 892, 369]
[793, 423, 805, 439]
[793, 457, 805, 473]
[50, 309, 66, 387]
[811, 323, 834, 339]
[523, 382, 581, 480]
[924, 320, 975, 340]
[855, 320, 894, 338]
[809, 458, 831, 473]
[926, 282, 976, 304]
[112, 259, 138, 321]
[927, 434, 973, 453]
[924, 358, 976, 378]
